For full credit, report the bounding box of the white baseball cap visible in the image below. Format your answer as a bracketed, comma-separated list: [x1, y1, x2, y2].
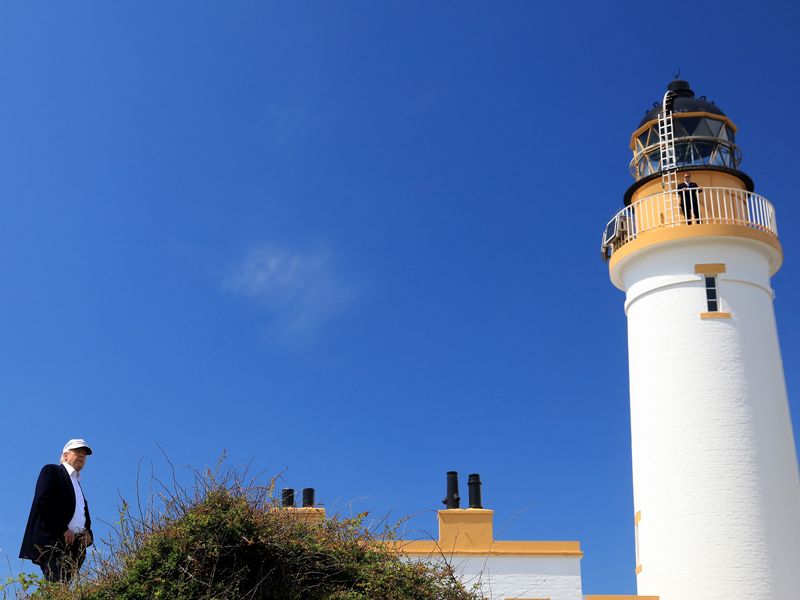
[63, 439, 93, 455]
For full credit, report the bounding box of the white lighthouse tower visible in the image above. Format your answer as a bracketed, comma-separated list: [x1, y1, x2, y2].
[602, 80, 800, 600]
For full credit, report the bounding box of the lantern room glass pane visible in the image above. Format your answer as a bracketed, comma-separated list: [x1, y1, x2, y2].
[706, 118, 723, 137]
[720, 146, 731, 165]
[679, 117, 701, 135]
[647, 126, 660, 146]
[647, 151, 660, 174]
[688, 143, 703, 165]
[694, 119, 714, 137]
[674, 143, 690, 164]
[696, 142, 715, 160]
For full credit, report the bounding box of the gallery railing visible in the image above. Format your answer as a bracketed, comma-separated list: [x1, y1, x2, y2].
[602, 186, 777, 258]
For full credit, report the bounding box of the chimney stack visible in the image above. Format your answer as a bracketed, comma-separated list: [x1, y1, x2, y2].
[442, 471, 460, 509]
[468, 473, 482, 509]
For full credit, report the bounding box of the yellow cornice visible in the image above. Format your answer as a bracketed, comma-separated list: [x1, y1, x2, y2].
[384, 539, 583, 557]
[382, 508, 582, 557]
[609, 224, 783, 287]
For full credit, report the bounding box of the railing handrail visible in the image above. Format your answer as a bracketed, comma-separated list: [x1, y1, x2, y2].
[632, 185, 772, 207]
[602, 186, 778, 259]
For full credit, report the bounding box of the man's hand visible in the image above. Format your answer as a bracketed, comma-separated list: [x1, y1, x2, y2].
[63, 529, 75, 545]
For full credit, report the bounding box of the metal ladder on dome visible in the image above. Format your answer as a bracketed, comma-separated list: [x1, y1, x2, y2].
[658, 90, 679, 226]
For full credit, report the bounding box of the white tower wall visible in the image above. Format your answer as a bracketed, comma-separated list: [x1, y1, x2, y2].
[614, 237, 800, 600]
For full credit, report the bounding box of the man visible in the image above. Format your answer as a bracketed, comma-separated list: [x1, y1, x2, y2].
[20, 439, 94, 583]
[677, 172, 703, 224]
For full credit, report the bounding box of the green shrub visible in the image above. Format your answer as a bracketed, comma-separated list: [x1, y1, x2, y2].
[18, 468, 481, 600]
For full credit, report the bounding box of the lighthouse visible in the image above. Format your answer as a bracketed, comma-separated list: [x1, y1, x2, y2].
[602, 80, 800, 600]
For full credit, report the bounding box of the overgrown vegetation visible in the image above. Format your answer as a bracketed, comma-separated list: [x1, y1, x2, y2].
[6, 465, 481, 600]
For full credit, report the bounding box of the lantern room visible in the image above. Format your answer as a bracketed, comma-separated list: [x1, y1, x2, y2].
[630, 80, 741, 180]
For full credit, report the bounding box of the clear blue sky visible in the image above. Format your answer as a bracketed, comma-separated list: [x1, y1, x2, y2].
[2, 2, 799, 595]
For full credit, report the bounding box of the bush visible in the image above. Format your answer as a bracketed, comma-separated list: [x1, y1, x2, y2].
[18, 467, 481, 600]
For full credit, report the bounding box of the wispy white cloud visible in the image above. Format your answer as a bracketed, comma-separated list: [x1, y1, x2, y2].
[223, 245, 356, 341]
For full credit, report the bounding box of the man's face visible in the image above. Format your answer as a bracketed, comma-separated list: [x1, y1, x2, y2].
[684, 175, 691, 183]
[64, 448, 89, 472]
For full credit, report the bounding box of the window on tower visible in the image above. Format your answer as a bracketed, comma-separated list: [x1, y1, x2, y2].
[695, 264, 732, 319]
[705, 276, 719, 312]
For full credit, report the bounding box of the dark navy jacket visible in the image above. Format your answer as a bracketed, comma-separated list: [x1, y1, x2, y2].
[19, 464, 92, 564]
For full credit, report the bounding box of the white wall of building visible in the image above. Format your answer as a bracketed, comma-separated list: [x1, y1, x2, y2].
[405, 553, 583, 600]
[614, 237, 800, 600]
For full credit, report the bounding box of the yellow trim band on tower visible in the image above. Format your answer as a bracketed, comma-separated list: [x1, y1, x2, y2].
[609, 224, 783, 279]
[701, 312, 732, 319]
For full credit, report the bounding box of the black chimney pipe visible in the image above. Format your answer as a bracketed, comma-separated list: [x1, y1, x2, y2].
[442, 471, 460, 509]
[302, 487, 315, 508]
[468, 473, 482, 509]
[281, 488, 295, 508]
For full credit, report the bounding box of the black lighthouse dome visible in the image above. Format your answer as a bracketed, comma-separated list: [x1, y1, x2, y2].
[638, 79, 727, 127]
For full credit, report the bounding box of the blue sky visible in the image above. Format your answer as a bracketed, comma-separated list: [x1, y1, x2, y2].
[2, 2, 799, 595]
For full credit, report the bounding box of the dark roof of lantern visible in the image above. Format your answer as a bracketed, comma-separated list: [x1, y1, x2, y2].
[639, 80, 727, 127]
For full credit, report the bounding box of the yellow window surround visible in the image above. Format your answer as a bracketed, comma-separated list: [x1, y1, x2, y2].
[695, 263, 726, 274]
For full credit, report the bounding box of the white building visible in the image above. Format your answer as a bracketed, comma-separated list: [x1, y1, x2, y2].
[396, 504, 585, 600]
[392, 80, 800, 600]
